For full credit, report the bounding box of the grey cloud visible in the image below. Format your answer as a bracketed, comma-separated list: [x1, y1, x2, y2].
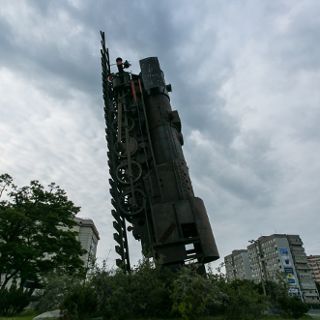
[271, 1, 320, 71]
[1, 0, 319, 267]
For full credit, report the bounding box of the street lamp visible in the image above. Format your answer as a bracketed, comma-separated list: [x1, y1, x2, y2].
[249, 239, 266, 296]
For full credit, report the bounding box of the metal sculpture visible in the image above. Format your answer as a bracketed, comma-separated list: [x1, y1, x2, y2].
[100, 32, 219, 272]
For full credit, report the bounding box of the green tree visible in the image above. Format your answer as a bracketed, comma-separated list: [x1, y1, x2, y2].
[0, 174, 85, 293]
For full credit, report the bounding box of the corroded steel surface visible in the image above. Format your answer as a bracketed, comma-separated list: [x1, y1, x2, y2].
[100, 32, 219, 271]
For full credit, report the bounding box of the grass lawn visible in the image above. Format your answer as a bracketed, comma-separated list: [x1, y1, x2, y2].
[0, 310, 36, 320]
[0, 316, 35, 320]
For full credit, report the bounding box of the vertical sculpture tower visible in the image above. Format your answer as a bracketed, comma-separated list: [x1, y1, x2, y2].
[100, 32, 219, 272]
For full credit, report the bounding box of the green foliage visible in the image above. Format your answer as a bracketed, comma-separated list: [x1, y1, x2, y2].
[40, 260, 311, 320]
[61, 259, 174, 320]
[0, 174, 85, 295]
[263, 280, 309, 318]
[98, 269, 134, 320]
[265, 280, 288, 302]
[0, 286, 30, 316]
[130, 260, 174, 318]
[224, 280, 267, 320]
[61, 283, 98, 320]
[278, 296, 309, 319]
[171, 267, 226, 320]
[35, 273, 82, 313]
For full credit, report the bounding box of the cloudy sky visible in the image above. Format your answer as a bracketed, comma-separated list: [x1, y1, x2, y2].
[1, 0, 319, 270]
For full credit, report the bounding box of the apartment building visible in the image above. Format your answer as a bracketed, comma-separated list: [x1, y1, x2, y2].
[224, 249, 252, 281]
[247, 234, 319, 304]
[307, 255, 320, 284]
[247, 235, 297, 284]
[225, 234, 319, 304]
[74, 217, 100, 268]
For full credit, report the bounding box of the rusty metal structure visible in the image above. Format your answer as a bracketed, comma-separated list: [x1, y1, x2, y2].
[100, 32, 219, 272]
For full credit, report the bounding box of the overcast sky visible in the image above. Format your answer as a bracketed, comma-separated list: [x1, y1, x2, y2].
[1, 0, 319, 270]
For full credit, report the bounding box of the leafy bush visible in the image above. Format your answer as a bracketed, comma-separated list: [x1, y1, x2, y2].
[0, 286, 30, 316]
[90, 259, 174, 320]
[94, 268, 134, 320]
[61, 284, 98, 320]
[40, 260, 310, 320]
[278, 296, 309, 319]
[61, 259, 174, 320]
[35, 273, 82, 313]
[171, 267, 225, 320]
[224, 280, 267, 320]
[130, 261, 174, 318]
[263, 280, 308, 318]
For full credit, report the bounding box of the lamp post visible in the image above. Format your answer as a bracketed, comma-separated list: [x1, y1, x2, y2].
[249, 239, 266, 296]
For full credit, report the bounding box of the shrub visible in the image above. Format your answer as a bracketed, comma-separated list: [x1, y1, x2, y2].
[224, 280, 267, 320]
[171, 267, 224, 320]
[96, 269, 134, 320]
[130, 261, 173, 318]
[35, 273, 81, 313]
[263, 280, 308, 318]
[278, 296, 309, 319]
[61, 284, 98, 320]
[0, 286, 30, 316]
[90, 259, 174, 320]
[39, 261, 283, 320]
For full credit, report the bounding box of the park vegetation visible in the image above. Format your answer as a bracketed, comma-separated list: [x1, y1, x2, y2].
[0, 174, 85, 315]
[0, 174, 310, 319]
[35, 260, 309, 320]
